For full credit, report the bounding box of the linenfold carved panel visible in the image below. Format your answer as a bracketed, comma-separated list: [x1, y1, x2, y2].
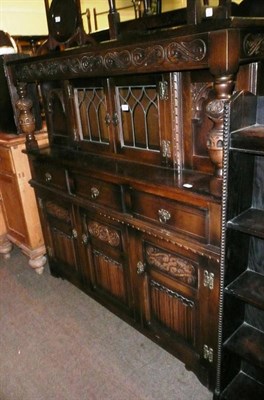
[88, 221, 120, 247]
[14, 37, 208, 82]
[149, 280, 195, 344]
[145, 244, 197, 287]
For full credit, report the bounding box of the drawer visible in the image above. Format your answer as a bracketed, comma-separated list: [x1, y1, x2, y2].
[32, 161, 67, 191]
[71, 173, 123, 212]
[0, 147, 14, 174]
[131, 191, 208, 241]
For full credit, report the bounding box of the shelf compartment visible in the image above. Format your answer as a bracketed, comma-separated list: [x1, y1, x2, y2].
[225, 270, 264, 311]
[220, 371, 264, 399]
[231, 125, 264, 153]
[227, 208, 264, 238]
[224, 323, 264, 369]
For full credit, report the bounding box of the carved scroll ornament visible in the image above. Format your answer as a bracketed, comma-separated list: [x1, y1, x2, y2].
[14, 38, 207, 82]
[88, 221, 120, 247]
[146, 245, 197, 286]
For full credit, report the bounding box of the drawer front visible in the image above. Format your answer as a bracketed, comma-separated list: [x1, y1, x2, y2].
[131, 191, 207, 241]
[32, 161, 67, 191]
[72, 173, 123, 212]
[0, 147, 14, 174]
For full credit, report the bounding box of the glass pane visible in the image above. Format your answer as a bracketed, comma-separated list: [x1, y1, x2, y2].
[117, 85, 159, 151]
[75, 87, 109, 144]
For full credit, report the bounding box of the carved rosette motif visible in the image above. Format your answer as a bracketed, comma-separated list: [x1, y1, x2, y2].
[243, 33, 264, 57]
[88, 221, 120, 247]
[14, 38, 207, 82]
[145, 245, 197, 286]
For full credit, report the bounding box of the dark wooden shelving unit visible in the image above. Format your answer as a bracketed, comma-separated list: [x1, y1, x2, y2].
[218, 91, 264, 399]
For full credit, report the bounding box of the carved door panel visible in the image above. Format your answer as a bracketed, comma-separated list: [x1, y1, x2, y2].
[79, 209, 134, 316]
[113, 73, 174, 167]
[36, 191, 81, 285]
[129, 230, 219, 385]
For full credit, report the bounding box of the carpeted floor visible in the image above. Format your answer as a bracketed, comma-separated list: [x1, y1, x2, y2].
[0, 246, 212, 400]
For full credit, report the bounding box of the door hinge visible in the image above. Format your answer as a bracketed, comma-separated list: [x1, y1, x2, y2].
[203, 344, 214, 363]
[161, 140, 171, 159]
[159, 80, 169, 100]
[204, 270, 214, 290]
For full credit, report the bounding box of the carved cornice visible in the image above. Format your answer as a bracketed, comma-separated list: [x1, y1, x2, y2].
[14, 37, 208, 82]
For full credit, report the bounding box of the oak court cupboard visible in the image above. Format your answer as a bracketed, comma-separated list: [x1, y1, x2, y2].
[7, 0, 264, 398]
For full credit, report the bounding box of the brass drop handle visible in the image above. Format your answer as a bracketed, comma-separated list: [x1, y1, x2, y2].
[91, 187, 100, 199]
[158, 208, 171, 223]
[136, 261, 146, 275]
[45, 172, 52, 183]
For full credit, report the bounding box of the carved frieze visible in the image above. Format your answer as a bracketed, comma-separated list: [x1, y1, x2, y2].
[14, 37, 208, 82]
[88, 221, 120, 247]
[145, 245, 197, 286]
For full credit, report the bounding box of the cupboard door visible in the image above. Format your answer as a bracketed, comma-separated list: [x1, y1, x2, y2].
[72, 77, 115, 154]
[36, 191, 81, 285]
[129, 231, 219, 388]
[41, 81, 73, 147]
[79, 209, 134, 316]
[113, 73, 174, 166]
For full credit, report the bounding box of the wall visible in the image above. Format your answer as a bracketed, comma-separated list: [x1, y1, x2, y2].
[0, 0, 185, 36]
[0, 1, 242, 36]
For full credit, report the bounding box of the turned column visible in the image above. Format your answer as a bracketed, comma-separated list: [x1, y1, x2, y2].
[206, 29, 240, 192]
[16, 82, 38, 151]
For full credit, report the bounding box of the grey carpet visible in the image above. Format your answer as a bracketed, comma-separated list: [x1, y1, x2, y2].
[0, 246, 212, 400]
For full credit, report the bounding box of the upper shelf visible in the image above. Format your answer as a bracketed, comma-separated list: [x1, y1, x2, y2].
[230, 125, 264, 153]
[227, 208, 264, 238]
